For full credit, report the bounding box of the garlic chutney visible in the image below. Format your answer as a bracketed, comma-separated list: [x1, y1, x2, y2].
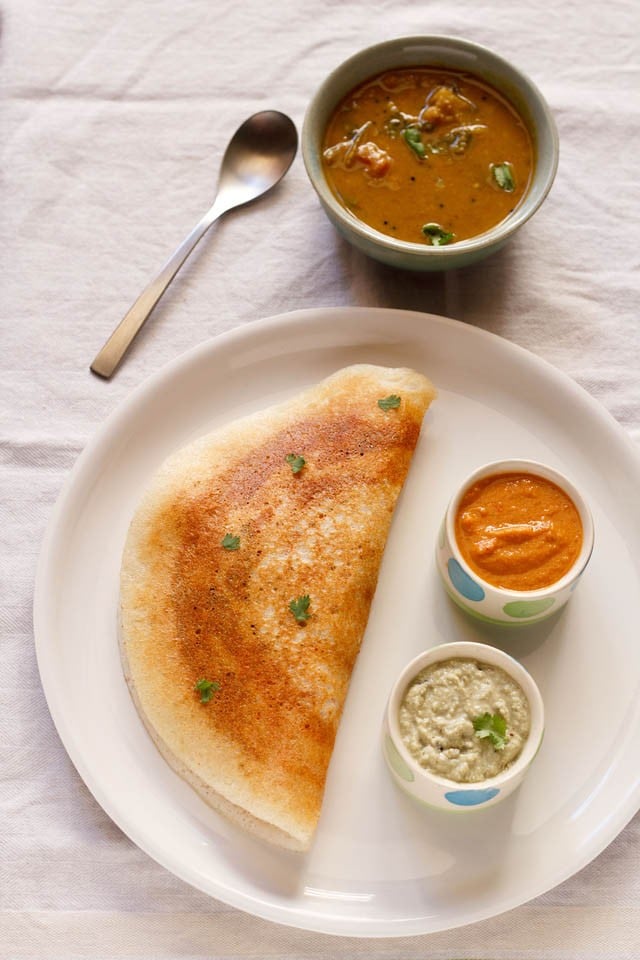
[455, 472, 583, 591]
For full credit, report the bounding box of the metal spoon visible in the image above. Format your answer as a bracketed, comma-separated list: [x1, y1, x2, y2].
[90, 110, 298, 379]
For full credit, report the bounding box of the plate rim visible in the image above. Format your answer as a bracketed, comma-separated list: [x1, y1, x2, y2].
[34, 306, 640, 937]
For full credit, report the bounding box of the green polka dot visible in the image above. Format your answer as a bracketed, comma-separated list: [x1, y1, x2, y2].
[438, 519, 446, 549]
[503, 597, 556, 619]
[442, 583, 556, 626]
[385, 735, 414, 782]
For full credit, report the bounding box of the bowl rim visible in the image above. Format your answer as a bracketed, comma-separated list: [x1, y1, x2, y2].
[444, 458, 595, 599]
[301, 34, 560, 257]
[386, 640, 545, 789]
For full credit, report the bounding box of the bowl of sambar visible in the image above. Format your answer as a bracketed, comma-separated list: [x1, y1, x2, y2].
[302, 36, 559, 270]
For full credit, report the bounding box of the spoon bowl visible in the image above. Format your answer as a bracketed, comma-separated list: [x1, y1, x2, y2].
[214, 110, 299, 213]
[91, 111, 298, 379]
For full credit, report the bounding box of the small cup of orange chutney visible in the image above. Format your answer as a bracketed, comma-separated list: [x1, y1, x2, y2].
[302, 36, 559, 270]
[436, 460, 594, 624]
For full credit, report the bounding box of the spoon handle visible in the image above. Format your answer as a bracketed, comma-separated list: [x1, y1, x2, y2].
[90, 202, 224, 379]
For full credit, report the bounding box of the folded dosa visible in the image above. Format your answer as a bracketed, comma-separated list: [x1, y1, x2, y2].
[120, 364, 436, 850]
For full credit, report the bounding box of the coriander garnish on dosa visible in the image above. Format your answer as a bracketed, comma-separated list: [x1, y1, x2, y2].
[119, 364, 436, 850]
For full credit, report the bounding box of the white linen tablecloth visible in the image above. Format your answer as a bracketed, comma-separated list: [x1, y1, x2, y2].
[2, 0, 639, 957]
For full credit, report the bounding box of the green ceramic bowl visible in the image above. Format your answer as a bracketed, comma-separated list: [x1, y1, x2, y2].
[302, 36, 559, 271]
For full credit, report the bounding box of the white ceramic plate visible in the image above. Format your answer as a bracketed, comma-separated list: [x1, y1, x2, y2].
[34, 307, 640, 937]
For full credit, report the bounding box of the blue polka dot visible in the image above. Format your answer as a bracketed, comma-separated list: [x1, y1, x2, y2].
[445, 787, 500, 806]
[448, 558, 485, 602]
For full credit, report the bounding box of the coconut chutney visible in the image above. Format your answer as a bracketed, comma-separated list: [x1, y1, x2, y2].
[399, 657, 530, 782]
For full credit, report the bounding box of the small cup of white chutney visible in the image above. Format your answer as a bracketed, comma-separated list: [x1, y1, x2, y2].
[383, 641, 544, 810]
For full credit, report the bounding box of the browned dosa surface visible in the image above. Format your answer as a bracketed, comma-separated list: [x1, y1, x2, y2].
[120, 364, 436, 850]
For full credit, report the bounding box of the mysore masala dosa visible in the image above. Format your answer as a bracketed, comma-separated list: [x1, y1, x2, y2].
[120, 364, 436, 850]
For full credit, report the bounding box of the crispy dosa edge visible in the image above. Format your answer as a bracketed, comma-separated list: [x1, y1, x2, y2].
[120, 665, 310, 850]
[119, 364, 436, 850]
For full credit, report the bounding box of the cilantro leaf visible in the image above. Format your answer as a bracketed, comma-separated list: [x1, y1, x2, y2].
[221, 533, 240, 551]
[289, 594, 311, 624]
[286, 453, 306, 474]
[473, 712, 508, 751]
[377, 394, 401, 411]
[194, 678, 221, 703]
[422, 222, 455, 246]
[491, 162, 515, 192]
[403, 126, 426, 159]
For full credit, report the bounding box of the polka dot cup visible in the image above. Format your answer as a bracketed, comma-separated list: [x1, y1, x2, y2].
[436, 459, 594, 626]
[383, 641, 545, 811]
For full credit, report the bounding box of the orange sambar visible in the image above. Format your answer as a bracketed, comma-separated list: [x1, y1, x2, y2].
[454, 473, 583, 591]
[321, 68, 533, 245]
